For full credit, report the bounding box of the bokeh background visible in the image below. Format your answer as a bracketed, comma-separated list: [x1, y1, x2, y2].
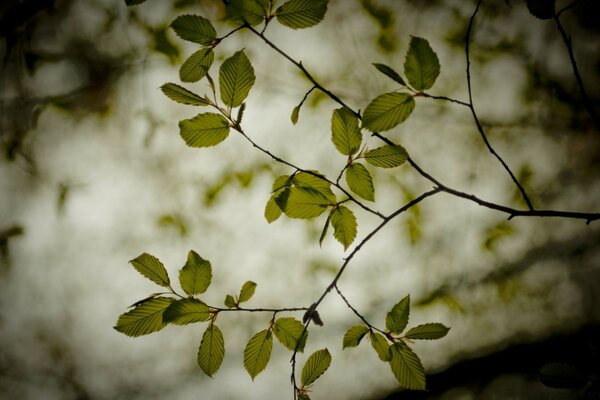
[1, 0, 599, 399]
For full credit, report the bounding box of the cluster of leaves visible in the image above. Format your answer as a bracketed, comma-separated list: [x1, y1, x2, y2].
[114, 250, 332, 393]
[343, 295, 449, 390]
[119, 0, 452, 397]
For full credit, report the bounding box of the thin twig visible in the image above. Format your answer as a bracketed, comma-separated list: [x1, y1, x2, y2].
[557, 0, 585, 17]
[334, 284, 386, 335]
[465, 0, 534, 210]
[420, 92, 470, 107]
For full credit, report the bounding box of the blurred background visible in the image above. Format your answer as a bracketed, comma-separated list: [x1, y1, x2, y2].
[1, 0, 599, 399]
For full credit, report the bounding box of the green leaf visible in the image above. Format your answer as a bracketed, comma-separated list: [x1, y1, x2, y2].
[264, 195, 283, 223]
[197, 323, 225, 377]
[129, 253, 171, 287]
[224, 294, 236, 308]
[179, 113, 230, 148]
[318, 212, 331, 246]
[291, 105, 300, 124]
[389, 342, 426, 390]
[364, 145, 408, 168]
[330, 206, 357, 250]
[345, 163, 374, 201]
[540, 363, 586, 389]
[178, 250, 212, 296]
[404, 36, 440, 91]
[163, 298, 211, 325]
[238, 281, 257, 303]
[373, 63, 406, 86]
[273, 317, 307, 352]
[243, 330, 273, 379]
[276, 0, 329, 29]
[526, 0, 556, 20]
[404, 323, 450, 340]
[226, 0, 268, 26]
[180, 48, 214, 82]
[386, 295, 410, 334]
[369, 332, 391, 361]
[170, 14, 216, 45]
[220, 50, 256, 108]
[114, 297, 175, 337]
[278, 187, 331, 219]
[236, 102, 246, 124]
[298, 394, 311, 400]
[363, 92, 415, 132]
[160, 83, 208, 106]
[342, 325, 370, 349]
[272, 174, 293, 192]
[301, 348, 331, 387]
[292, 172, 336, 202]
[331, 107, 362, 156]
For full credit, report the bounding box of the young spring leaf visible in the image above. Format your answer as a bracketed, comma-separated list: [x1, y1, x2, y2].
[373, 63, 406, 86]
[264, 195, 283, 223]
[179, 113, 230, 148]
[243, 329, 273, 380]
[114, 297, 175, 337]
[170, 14, 216, 46]
[386, 295, 410, 334]
[224, 294, 236, 308]
[238, 281, 257, 303]
[219, 50, 256, 108]
[129, 253, 171, 287]
[345, 163, 375, 201]
[178, 250, 212, 296]
[163, 298, 211, 325]
[342, 325, 370, 349]
[388, 342, 426, 390]
[160, 83, 208, 106]
[226, 0, 268, 26]
[291, 105, 301, 124]
[276, 0, 329, 30]
[180, 48, 214, 82]
[404, 36, 441, 91]
[298, 394, 311, 400]
[197, 323, 225, 377]
[369, 332, 391, 361]
[330, 206, 357, 250]
[331, 107, 362, 156]
[292, 172, 336, 202]
[318, 212, 331, 246]
[272, 174, 293, 192]
[301, 348, 331, 387]
[273, 317, 308, 352]
[364, 144, 408, 168]
[362, 92, 415, 132]
[404, 323, 450, 340]
[277, 187, 331, 219]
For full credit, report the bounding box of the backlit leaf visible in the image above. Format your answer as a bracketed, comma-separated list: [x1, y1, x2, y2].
[129, 253, 171, 287]
[370, 332, 391, 361]
[160, 83, 208, 106]
[197, 323, 225, 377]
[343, 325, 370, 348]
[220, 50, 256, 108]
[272, 174, 293, 192]
[318, 212, 331, 246]
[179, 250, 212, 296]
[345, 163, 375, 201]
[226, 0, 268, 26]
[292, 172, 336, 202]
[386, 295, 410, 334]
[291, 105, 301, 124]
[301, 348, 331, 387]
[331, 107, 361, 155]
[264, 195, 283, 223]
[389, 342, 426, 390]
[224, 294, 236, 308]
[276, 0, 329, 29]
[363, 92, 415, 132]
[114, 297, 175, 337]
[330, 206, 357, 250]
[180, 48, 214, 82]
[238, 281, 257, 303]
[404, 36, 440, 91]
[373, 63, 406, 86]
[163, 298, 211, 325]
[171, 14, 216, 45]
[244, 330, 273, 379]
[179, 113, 230, 148]
[404, 323, 450, 340]
[364, 145, 408, 168]
[278, 186, 331, 219]
[273, 317, 307, 352]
